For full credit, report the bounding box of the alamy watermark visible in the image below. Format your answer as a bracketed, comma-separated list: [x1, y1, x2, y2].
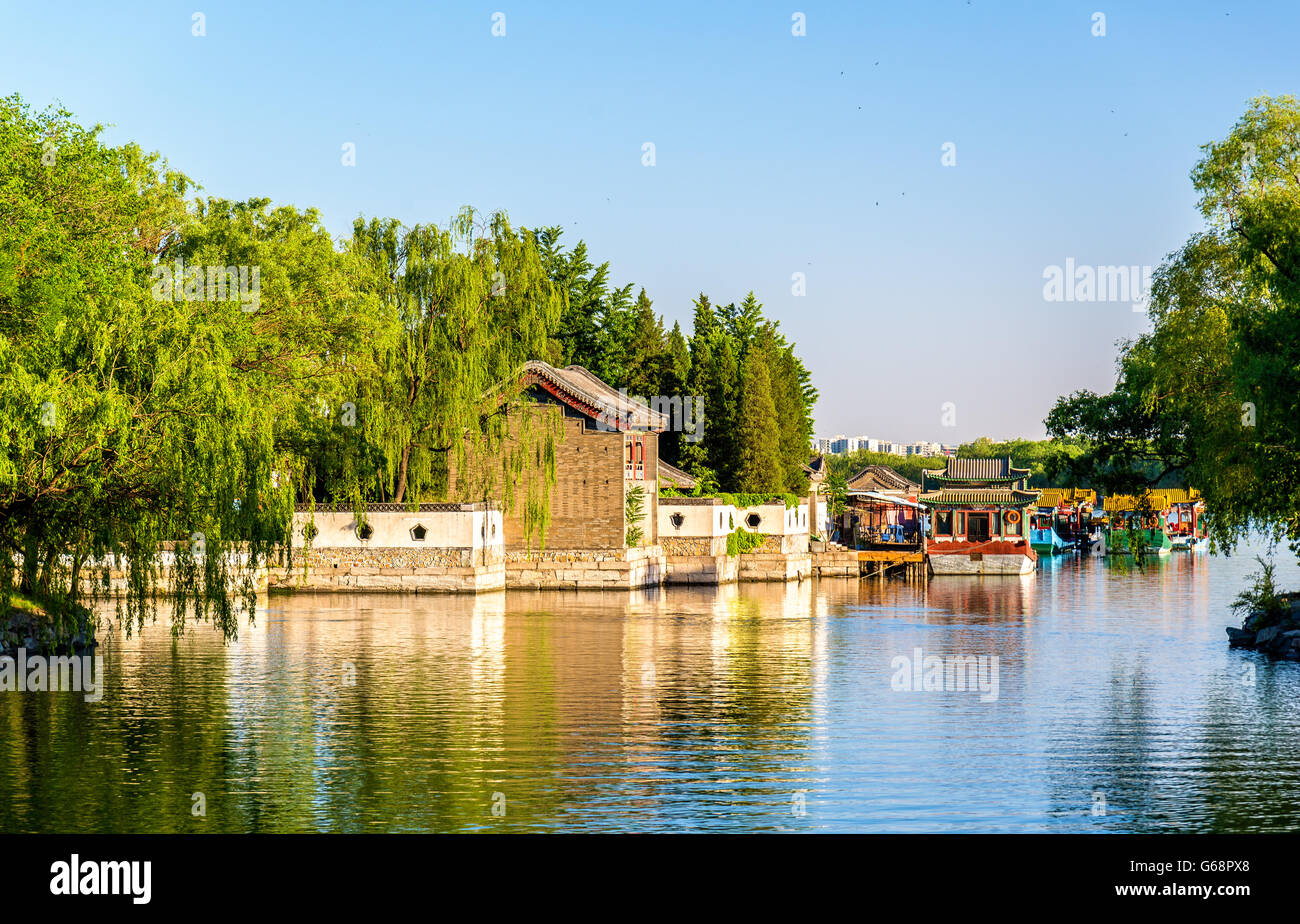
[890, 646, 999, 702]
[50, 854, 150, 904]
[595, 389, 702, 442]
[151, 257, 260, 312]
[1043, 259, 1152, 311]
[0, 648, 104, 702]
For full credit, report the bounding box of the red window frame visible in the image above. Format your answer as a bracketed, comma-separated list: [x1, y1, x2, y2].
[625, 434, 644, 479]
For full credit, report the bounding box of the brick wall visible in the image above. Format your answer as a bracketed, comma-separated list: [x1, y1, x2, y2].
[449, 402, 658, 550]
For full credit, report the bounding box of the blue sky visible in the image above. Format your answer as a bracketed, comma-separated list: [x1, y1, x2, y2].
[4, 1, 1297, 442]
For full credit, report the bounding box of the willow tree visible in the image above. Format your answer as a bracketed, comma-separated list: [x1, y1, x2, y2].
[175, 197, 390, 508]
[351, 209, 563, 535]
[1047, 95, 1300, 553]
[0, 95, 299, 643]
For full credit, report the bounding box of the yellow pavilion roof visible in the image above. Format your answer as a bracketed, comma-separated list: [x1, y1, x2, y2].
[1036, 488, 1097, 508]
[1105, 488, 1202, 512]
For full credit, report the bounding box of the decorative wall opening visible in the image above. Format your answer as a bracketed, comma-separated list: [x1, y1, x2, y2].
[670, 512, 684, 530]
[357, 523, 374, 541]
[745, 513, 762, 529]
[410, 524, 427, 541]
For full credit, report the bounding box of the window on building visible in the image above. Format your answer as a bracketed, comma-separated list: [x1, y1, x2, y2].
[625, 434, 645, 479]
[935, 510, 953, 536]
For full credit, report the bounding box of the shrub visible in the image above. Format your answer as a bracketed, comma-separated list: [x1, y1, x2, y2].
[625, 485, 646, 547]
[726, 528, 764, 557]
[1231, 556, 1290, 630]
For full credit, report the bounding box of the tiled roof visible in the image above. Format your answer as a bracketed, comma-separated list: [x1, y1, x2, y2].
[1036, 488, 1097, 508]
[520, 360, 668, 431]
[924, 456, 1030, 481]
[846, 465, 918, 493]
[918, 488, 1042, 507]
[1105, 489, 1202, 512]
[803, 454, 828, 482]
[657, 459, 698, 489]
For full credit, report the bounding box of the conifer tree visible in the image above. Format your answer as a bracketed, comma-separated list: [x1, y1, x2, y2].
[734, 347, 783, 493]
[623, 287, 666, 396]
[657, 321, 692, 465]
[534, 227, 604, 367]
[662, 321, 691, 398]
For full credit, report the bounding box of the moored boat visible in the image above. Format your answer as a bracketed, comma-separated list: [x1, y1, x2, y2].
[1101, 490, 1199, 556]
[1029, 511, 1075, 555]
[1035, 488, 1096, 550]
[919, 457, 1040, 576]
[1165, 491, 1207, 550]
[1170, 533, 1207, 551]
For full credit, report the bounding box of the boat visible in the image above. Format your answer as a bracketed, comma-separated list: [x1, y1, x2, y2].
[1029, 488, 1096, 554]
[919, 457, 1040, 575]
[1101, 490, 1203, 556]
[1105, 519, 1172, 555]
[1165, 492, 1207, 550]
[1029, 511, 1075, 555]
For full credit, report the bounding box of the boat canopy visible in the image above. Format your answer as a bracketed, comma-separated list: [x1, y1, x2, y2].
[848, 490, 926, 510]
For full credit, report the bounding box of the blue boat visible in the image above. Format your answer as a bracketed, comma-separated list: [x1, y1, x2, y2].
[1029, 510, 1076, 555]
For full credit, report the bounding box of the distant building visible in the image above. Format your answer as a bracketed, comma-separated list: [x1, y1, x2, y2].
[905, 441, 945, 457]
[816, 434, 959, 457]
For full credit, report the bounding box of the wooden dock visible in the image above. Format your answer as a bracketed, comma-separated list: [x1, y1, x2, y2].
[857, 549, 927, 581]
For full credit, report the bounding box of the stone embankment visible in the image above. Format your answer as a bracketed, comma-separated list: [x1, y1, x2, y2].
[1226, 595, 1300, 660]
[2, 599, 96, 657]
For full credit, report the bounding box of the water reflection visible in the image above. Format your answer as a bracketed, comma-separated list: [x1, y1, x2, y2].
[2, 545, 1298, 832]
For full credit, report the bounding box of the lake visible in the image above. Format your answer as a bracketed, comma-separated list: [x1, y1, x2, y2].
[3, 542, 1299, 832]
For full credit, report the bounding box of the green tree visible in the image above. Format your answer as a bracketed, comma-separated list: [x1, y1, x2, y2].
[734, 348, 783, 492]
[350, 209, 563, 522]
[621, 287, 665, 396]
[0, 95, 297, 641]
[1047, 95, 1300, 553]
[535, 226, 603, 367]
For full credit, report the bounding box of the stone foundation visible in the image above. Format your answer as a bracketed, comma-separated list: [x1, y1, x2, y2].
[505, 546, 666, 590]
[812, 550, 859, 577]
[664, 554, 739, 585]
[738, 552, 812, 582]
[660, 536, 722, 556]
[269, 546, 504, 593]
[77, 557, 270, 598]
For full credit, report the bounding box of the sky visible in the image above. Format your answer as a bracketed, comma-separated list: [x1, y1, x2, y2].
[3, 1, 1298, 444]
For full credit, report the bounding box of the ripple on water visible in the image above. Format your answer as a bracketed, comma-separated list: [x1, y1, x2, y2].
[2, 543, 1299, 832]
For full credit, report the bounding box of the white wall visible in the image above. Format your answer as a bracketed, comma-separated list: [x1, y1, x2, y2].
[658, 501, 736, 539]
[735, 503, 809, 537]
[291, 508, 502, 551]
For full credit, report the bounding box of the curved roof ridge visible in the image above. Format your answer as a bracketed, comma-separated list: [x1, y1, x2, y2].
[520, 359, 668, 430]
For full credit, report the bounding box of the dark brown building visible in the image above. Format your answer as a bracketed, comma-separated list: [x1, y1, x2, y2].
[451, 361, 669, 550]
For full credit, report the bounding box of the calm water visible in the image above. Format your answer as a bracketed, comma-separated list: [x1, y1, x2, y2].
[3, 543, 1300, 833]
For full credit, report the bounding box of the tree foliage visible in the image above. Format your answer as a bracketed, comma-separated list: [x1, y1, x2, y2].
[0, 95, 565, 641]
[529, 230, 819, 486]
[1046, 95, 1300, 553]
